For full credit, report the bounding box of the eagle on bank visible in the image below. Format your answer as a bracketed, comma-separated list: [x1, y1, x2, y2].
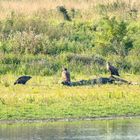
[14, 76, 32, 85]
[106, 62, 120, 77]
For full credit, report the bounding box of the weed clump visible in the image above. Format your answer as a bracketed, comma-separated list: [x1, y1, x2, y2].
[57, 6, 71, 21]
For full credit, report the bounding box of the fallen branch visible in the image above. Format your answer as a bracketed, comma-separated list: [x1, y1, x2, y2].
[62, 76, 140, 86]
[111, 76, 131, 84]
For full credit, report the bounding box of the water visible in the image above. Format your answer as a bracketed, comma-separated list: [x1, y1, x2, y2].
[0, 118, 140, 140]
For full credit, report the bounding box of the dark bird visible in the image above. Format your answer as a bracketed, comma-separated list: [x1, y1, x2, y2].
[106, 62, 120, 77]
[14, 76, 32, 85]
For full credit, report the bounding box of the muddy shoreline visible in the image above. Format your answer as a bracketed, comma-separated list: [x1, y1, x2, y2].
[0, 115, 140, 124]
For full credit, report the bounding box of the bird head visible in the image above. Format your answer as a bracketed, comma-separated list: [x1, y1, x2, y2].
[62, 67, 67, 71]
[28, 76, 32, 79]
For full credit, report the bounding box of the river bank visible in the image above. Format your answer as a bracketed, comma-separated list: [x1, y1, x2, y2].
[1, 115, 140, 124]
[0, 75, 140, 121]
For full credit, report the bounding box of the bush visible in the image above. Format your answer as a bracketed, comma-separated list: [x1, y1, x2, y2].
[0, 13, 140, 75]
[94, 17, 133, 57]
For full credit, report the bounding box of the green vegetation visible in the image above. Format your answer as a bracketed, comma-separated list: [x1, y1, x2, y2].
[0, 75, 140, 120]
[0, 8, 140, 75]
[0, 0, 140, 120]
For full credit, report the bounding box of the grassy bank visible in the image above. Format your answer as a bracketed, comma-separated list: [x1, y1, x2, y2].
[0, 0, 140, 120]
[0, 75, 139, 120]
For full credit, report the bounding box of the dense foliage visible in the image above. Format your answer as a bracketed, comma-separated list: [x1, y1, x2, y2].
[0, 9, 140, 75]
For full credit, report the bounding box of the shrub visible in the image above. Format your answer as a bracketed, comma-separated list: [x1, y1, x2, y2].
[94, 17, 133, 57]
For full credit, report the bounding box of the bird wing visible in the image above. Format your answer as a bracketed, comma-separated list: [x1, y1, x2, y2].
[14, 76, 32, 85]
[110, 66, 119, 76]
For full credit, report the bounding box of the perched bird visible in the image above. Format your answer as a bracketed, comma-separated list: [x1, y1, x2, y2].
[14, 76, 32, 85]
[62, 68, 71, 82]
[106, 62, 120, 77]
[61, 67, 71, 86]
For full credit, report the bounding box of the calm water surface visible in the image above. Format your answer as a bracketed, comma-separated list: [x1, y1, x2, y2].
[0, 118, 140, 140]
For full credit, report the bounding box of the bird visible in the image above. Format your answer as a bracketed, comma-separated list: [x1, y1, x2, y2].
[106, 62, 120, 77]
[14, 76, 32, 85]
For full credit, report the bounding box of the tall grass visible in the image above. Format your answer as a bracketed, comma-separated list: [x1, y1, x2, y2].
[0, 0, 139, 20]
[0, 0, 139, 75]
[0, 15, 140, 75]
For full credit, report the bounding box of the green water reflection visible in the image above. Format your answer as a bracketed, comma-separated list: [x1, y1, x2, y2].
[0, 118, 140, 140]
